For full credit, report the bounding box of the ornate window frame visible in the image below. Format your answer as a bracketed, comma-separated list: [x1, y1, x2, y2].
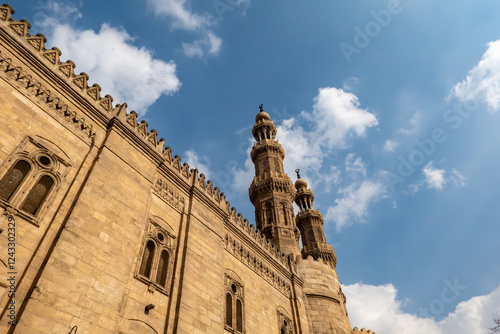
[0, 136, 69, 225]
[135, 218, 176, 295]
[277, 308, 294, 334]
[224, 271, 245, 333]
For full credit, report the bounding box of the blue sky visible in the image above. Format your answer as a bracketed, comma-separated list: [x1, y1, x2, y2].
[12, 0, 500, 332]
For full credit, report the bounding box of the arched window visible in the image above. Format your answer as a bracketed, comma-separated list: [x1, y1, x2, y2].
[0, 160, 31, 201]
[139, 240, 155, 278]
[225, 275, 244, 333]
[21, 175, 54, 215]
[135, 221, 176, 295]
[281, 203, 288, 226]
[155, 250, 169, 287]
[236, 299, 243, 331]
[277, 309, 294, 334]
[225, 293, 232, 327]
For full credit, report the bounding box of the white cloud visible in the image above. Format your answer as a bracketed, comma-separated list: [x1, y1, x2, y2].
[232, 142, 255, 193]
[147, 0, 223, 58]
[407, 165, 465, 194]
[344, 282, 500, 334]
[147, 0, 212, 30]
[275, 87, 378, 180]
[345, 153, 367, 178]
[184, 150, 212, 179]
[182, 32, 222, 58]
[36, 3, 181, 116]
[397, 111, 422, 135]
[306, 87, 379, 149]
[451, 40, 500, 112]
[48, 23, 181, 116]
[344, 283, 442, 334]
[383, 139, 400, 152]
[422, 162, 446, 190]
[325, 180, 385, 231]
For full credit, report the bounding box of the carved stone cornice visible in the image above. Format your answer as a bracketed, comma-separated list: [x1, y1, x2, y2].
[296, 209, 323, 223]
[249, 177, 295, 203]
[250, 140, 285, 162]
[224, 233, 291, 297]
[152, 177, 186, 212]
[0, 51, 96, 139]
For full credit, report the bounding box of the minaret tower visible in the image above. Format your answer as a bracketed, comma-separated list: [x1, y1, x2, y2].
[294, 170, 337, 267]
[249, 105, 300, 256]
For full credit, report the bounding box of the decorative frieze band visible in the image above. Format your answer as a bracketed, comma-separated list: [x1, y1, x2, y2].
[224, 233, 291, 297]
[0, 51, 96, 138]
[153, 177, 185, 212]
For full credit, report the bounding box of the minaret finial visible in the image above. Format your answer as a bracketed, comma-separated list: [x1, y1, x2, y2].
[259, 104, 264, 112]
[295, 169, 301, 179]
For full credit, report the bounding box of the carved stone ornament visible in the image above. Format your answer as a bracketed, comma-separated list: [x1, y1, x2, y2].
[224, 233, 291, 297]
[153, 177, 185, 212]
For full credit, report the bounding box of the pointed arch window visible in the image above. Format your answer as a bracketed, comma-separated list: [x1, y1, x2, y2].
[0, 160, 31, 201]
[236, 299, 243, 331]
[277, 309, 294, 334]
[139, 240, 155, 278]
[136, 219, 176, 295]
[20, 175, 54, 215]
[225, 274, 244, 333]
[225, 293, 232, 327]
[155, 250, 169, 287]
[0, 137, 70, 225]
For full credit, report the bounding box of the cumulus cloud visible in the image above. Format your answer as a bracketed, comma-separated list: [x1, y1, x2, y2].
[182, 32, 222, 58]
[422, 162, 446, 190]
[277, 87, 378, 177]
[451, 40, 500, 112]
[407, 164, 465, 194]
[306, 87, 379, 149]
[344, 282, 500, 334]
[184, 150, 212, 179]
[36, 2, 181, 116]
[325, 180, 385, 231]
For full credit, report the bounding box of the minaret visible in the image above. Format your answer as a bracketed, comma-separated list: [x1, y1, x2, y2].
[249, 105, 300, 256]
[294, 170, 337, 267]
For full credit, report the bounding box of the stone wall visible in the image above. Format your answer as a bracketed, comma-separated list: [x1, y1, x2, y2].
[296, 255, 351, 334]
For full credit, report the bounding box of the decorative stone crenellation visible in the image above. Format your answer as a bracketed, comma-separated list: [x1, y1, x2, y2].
[352, 328, 376, 334]
[0, 50, 96, 138]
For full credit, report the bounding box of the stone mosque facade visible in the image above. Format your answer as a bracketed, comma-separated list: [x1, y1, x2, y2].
[0, 4, 376, 334]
